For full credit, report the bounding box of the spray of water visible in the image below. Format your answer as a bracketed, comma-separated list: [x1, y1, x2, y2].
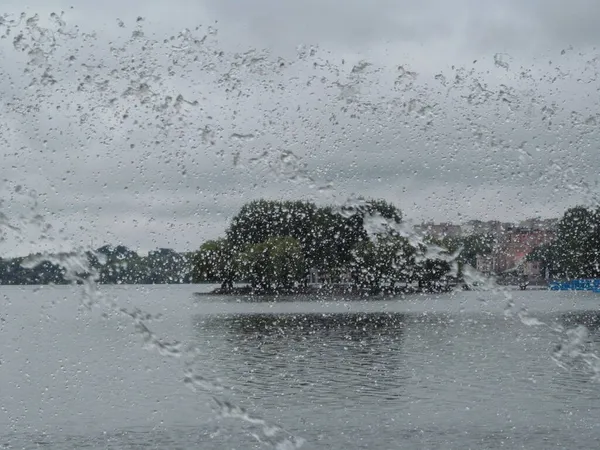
[2, 10, 600, 448]
[351, 208, 600, 380]
[19, 247, 304, 448]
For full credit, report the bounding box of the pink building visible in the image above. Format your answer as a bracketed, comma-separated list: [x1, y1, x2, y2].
[476, 227, 556, 275]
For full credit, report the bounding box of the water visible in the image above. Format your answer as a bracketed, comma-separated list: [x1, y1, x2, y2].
[1, 285, 600, 449]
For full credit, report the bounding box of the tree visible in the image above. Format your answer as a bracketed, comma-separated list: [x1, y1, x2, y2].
[227, 200, 317, 248]
[191, 239, 238, 291]
[226, 199, 362, 276]
[440, 233, 495, 276]
[349, 234, 416, 293]
[92, 245, 141, 283]
[194, 198, 406, 292]
[349, 240, 382, 292]
[341, 198, 403, 240]
[95, 244, 138, 262]
[527, 243, 556, 278]
[136, 248, 193, 284]
[413, 258, 452, 290]
[529, 206, 600, 279]
[383, 235, 417, 286]
[361, 199, 403, 224]
[308, 205, 363, 272]
[239, 237, 305, 293]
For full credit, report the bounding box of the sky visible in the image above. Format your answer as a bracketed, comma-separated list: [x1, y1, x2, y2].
[1, 0, 600, 256]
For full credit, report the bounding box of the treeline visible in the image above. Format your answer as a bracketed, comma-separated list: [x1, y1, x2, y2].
[528, 206, 600, 279]
[432, 233, 496, 268]
[1, 198, 501, 289]
[0, 245, 193, 285]
[192, 199, 462, 294]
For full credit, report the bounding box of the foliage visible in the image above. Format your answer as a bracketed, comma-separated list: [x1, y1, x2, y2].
[413, 258, 452, 289]
[440, 233, 496, 269]
[92, 246, 192, 284]
[239, 236, 305, 292]
[0, 197, 454, 292]
[0, 245, 193, 285]
[191, 239, 238, 290]
[349, 234, 415, 293]
[0, 256, 67, 285]
[341, 198, 403, 239]
[226, 199, 363, 272]
[195, 198, 455, 293]
[528, 206, 600, 279]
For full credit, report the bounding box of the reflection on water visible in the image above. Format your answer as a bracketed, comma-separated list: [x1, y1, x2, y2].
[195, 313, 409, 406]
[189, 304, 600, 449]
[1, 286, 600, 449]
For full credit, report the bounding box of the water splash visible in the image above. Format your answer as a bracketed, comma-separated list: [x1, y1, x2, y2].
[21, 246, 306, 447]
[8, 188, 304, 447]
[338, 196, 600, 382]
[212, 398, 305, 449]
[552, 325, 600, 381]
[2, 11, 600, 448]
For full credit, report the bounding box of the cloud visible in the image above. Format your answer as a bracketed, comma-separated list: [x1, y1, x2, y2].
[201, 0, 600, 57]
[0, 1, 599, 256]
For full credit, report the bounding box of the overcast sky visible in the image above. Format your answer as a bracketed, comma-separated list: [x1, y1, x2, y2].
[1, 0, 600, 256]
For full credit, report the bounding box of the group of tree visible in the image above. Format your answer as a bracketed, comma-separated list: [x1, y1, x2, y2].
[528, 206, 600, 279]
[0, 257, 67, 285]
[92, 246, 193, 284]
[192, 198, 455, 294]
[0, 199, 505, 290]
[0, 245, 193, 285]
[434, 233, 496, 274]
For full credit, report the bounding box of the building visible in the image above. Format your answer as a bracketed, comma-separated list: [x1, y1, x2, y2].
[477, 227, 556, 276]
[496, 227, 556, 272]
[416, 218, 558, 280]
[518, 217, 558, 231]
[415, 222, 463, 239]
[462, 220, 512, 237]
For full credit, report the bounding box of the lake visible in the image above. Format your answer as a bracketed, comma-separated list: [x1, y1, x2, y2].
[1, 285, 599, 449]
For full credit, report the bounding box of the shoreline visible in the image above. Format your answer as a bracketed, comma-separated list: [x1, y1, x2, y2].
[194, 283, 460, 298]
[194, 282, 552, 298]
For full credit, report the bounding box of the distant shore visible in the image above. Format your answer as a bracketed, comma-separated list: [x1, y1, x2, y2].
[193, 281, 555, 298]
[194, 283, 458, 297]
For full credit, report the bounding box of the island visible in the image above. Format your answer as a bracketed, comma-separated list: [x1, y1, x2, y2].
[2, 201, 599, 298]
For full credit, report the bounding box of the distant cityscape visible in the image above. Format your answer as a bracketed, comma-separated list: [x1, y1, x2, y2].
[415, 217, 558, 281]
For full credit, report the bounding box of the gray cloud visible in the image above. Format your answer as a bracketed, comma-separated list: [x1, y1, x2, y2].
[0, 0, 600, 256]
[202, 0, 600, 57]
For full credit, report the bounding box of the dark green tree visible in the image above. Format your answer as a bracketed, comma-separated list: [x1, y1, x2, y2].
[239, 236, 305, 292]
[413, 258, 452, 290]
[529, 206, 600, 279]
[226, 199, 362, 275]
[192, 238, 238, 291]
[440, 233, 496, 276]
[349, 234, 416, 293]
[341, 198, 403, 240]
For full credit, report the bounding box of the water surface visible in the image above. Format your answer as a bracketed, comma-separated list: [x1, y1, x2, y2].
[1, 285, 599, 449]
